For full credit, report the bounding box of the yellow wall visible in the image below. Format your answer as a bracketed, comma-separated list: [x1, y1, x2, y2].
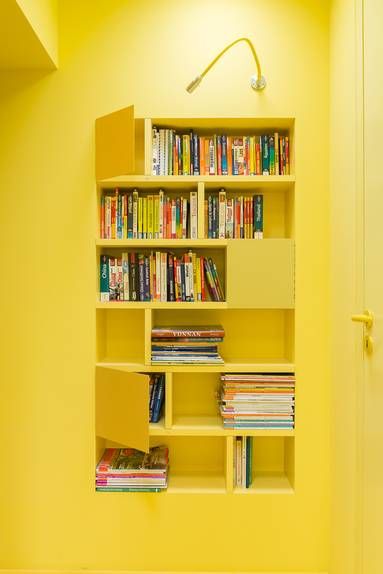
[0, 0, 330, 571]
[329, 0, 362, 572]
[16, 0, 58, 66]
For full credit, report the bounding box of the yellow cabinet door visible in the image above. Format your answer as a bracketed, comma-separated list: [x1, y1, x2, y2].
[226, 239, 295, 308]
[96, 367, 149, 453]
[95, 104, 135, 180]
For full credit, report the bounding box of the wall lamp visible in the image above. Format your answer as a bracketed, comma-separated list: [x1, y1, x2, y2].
[186, 37, 266, 94]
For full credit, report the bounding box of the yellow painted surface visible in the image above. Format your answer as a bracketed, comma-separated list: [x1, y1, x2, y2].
[0, 0, 330, 572]
[16, 0, 58, 66]
[0, 0, 57, 69]
[329, 0, 362, 573]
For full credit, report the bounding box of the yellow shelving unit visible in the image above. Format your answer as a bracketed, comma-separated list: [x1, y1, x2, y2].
[95, 106, 296, 494]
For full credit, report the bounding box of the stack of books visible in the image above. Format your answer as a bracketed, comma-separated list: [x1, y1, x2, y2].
[100, 188, 198, 239]
[100, 251, 224, 302]
[96, 446, 169, 492]
[149, 374, 165, 423]
[151, 326, 225, 364]
[220, 374, 295, 429]
[205, 190, 263, 239]
[234, 436, 253, 488]
[152, 128, 290, 176]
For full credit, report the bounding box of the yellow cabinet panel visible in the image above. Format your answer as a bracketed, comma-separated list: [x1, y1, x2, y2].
[95, 105, 135, 180]
[96, 367, 149, 452]
[226, 239, 295, 308]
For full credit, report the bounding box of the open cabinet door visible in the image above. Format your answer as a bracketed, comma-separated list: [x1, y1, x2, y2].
[95, 104, 135, 180]
[96, 367, 149, 453]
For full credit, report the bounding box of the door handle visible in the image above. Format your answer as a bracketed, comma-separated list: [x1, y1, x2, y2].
[351, 309, 373, 329]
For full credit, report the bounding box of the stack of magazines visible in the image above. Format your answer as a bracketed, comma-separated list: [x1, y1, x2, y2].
[96, 446, 169, 492]
[151, 325, 225, 364]
[220, 374, 295, 429]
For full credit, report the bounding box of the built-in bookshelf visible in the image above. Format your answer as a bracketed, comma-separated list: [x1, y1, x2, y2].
[95, 107, 295, 494]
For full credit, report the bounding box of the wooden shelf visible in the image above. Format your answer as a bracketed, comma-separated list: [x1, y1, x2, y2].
[96, 239, 228, 248]
[150, 415, 295, 437]
[167, 472, 226, 494]
[96, 360, 295, 373]
[99, 174, 295, 188]
[233, 472, 294, 495]
[96, 301, 227, 310]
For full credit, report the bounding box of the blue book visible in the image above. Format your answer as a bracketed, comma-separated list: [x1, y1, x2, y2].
[152, 376, 165, 423]
[221, 135, 228, 175]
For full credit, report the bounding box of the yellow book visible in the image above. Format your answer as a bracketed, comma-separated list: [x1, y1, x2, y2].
[182, 135, 190, 175]
[154, 195, 159, 239]
[148, 195, 154, 239]
[196, 256, 202, 301]
[137, 196, 143, 239]
[143, 197, 148, 239]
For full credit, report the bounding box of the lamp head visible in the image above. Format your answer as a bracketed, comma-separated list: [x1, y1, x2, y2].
[186, 75, 202, 93]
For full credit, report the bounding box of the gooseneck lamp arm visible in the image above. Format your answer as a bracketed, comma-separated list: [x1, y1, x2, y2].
[186, 37, 266, 93]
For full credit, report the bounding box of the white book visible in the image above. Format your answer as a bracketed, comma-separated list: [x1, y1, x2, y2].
[226, 197, 234, 238]
[152, 128, 158, 175]
[159, 129, 166, 175]
[190, 191, 198, 239]
[182, 198, 188, 239]
[122, 252, 129, 301]
[218, 189, 226, 239]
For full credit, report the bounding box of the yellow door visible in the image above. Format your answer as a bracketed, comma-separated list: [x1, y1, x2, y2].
[96, 367, 149, 452]
[360, 1, 383, 571]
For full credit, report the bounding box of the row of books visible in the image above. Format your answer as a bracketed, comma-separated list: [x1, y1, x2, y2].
[234, 436, 253, 488]
[220, 374, 295, 429]
[149, 374, 165, 423]
[151, 326, 225, 364]
[204, 191, 263, 239]
[100, 252, 225, 302]
[152, 129, 290, 176]
[96, 446, 168, 492]
[100, 189, 198, 240]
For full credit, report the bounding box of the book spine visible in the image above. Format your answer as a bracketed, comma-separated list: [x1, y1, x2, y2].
[217, 135, 222, 175]
[212, 196, 217, 239]
[122, 252, 129, 301]
[226, 197, 234, 239]
[182, 135, 190, 175]
[274, 132, 280, 175]
[269, 135, 275, 175]
[132, 190, 138, 239]
[142, 197, 148, 239]
[285, 136, 290, 174]
[209, 137, 215, 175]
[256, 136, 261, 175]
[100, 255, 109, 302]
[221, 134, 228, 175]
[199, 136, 205, 175]
[158, 189, 164, 239]
[144, 256, 150, 301]
[138, 196, 143, 239]
[160, 252, 167, 301]
[130, 252, 137, 301]
[155, 251, 161, 301]
[182, 198, 188, 239]
[190, 191, 198, 239]
[218, 189, 226, 239]
[168, 253, 175, 302]
[109, 257, 117, 300]
[209, 257, 224, 301]
[262, 134, 269, 175]
[227, 135, 232, 175]
[138, 254, 145, 301]
[193, 133, 199, 175]
[152, 376, 165, 422]
[176, 197, 181, 239]
[154, 195, 159, 239]
[254, 194, 263, 239]
[148, 195, 154, 239]
[100, 194, 105, 239]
